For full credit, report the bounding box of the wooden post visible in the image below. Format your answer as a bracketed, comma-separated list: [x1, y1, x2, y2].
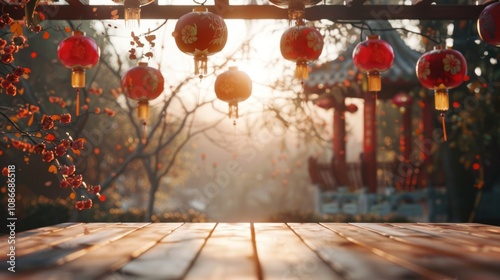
[332, 99, 350, 187]
[400, 105, 412, 161]
[418, 94, 434, 188]
[363, 92, 377, 193]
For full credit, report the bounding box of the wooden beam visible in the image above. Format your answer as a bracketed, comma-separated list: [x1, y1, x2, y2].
[2, 4, 488, 21]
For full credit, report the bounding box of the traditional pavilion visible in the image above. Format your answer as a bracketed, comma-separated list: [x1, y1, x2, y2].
[305, 21, 429, 194]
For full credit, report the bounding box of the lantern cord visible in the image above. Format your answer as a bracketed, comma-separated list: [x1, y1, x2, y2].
[193, 0, 207, 5]
[440, 112, 447, 141]
[75, 88, 80, 116]
[142, 121, 147, 144]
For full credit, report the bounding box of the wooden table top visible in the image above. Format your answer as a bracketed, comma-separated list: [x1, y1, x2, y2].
[1, 223, 500, 279]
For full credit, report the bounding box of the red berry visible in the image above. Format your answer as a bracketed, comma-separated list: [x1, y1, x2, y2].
[75, 201, 85, 211]
[42, 150, 55, 163]
[60, 165, 76, 176]
[0, 39, 6, 48]
[1, 79, 11, 88]
[13, 66, 25, 76]
[83, 199, 93, 209]
[31, 25, 42, 33]
[2, 167, 9, 177]
[55, 143, 67, 157]
[71, 174, 83, 187]
[71, 138, 85, 150]
[1, 54, 14, 64]
[60, 139, 71, 148]
[1, 14, 12, 24]
[3, 45, 18, 54]
[5, 85, 16, 96]
[41, 115, 55, 130]
[91, 185, 101, 194]
[60, 180, 70, 189]
[34, 143, 46, 153]
[60, 113, 71, 124]
[6, 74, 19, 83]
[12, 35, 26, 46]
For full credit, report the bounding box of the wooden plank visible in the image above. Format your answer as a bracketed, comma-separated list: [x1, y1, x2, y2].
[0, 223, 117, 258]
[322, 223, 497, 279]
[18, 223, 182, 279]
[110, 223, 216, 279]
[15, 223, 81, 238]
[288, 223, 419, 280]
[254, 223, 341, 280]
[389, 223, 500, 254]
[184, 223, 257, 280]
[350, 223, 430, 237]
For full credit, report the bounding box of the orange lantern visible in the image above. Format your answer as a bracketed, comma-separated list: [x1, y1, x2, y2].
[214, 66, 252, 122]
[57, 30, 100, 115]
[280, 19, 323, 79]
[353, 35, 394, 92]
[121, 62, 164, 139]
[172, 6, 227, 77]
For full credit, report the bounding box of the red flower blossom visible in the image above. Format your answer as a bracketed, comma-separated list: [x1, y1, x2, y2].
[41, 115, 55, 130]
[42, 150, 55, 163]
[54, 143, 67, 157]
[71, 174, 83, 187]
[60, 165, 76, 176]
[60, 113, 71, 124]
[34, 143, 46, 154]
[71, 138, 85, 150]
[60, 180, 70, 189]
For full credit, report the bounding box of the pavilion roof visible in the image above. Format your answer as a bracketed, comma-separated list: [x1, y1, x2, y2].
[304, 21, 422, 99]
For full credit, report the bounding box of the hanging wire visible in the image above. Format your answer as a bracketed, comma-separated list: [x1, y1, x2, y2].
[193, 0, 208, 5]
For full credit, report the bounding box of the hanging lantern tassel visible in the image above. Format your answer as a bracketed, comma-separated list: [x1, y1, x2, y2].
[367, 71, 381, 92]
[435, 89, 449, 141]
[295, 61, 308, 79]
[75, 88, 80, 116]
[137, 100, 150, 142]
[228, 102, 239, 119]
[194, 55, 208, 76]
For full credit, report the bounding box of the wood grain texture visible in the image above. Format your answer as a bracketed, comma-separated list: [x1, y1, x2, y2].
[112, 223, 216, 280]
[288, 223, 419, 280]
[254, 223, 341, 280]
[184, 223, 257, 280]
[1, 222, 500, 279]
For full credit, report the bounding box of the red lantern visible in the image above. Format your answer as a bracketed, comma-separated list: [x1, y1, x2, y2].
[477, 2, 500, 47]
[353, 35, 394, 92]
[172, 6, 227, 77]
[214, 66, 252, 121]
[57, 30, 100, 115]
[121, 62, 164, 139]
[269, 0, 321, 21]
[112, 0, 155, 28]
[392, 92, 413, 108]
[416, 46, 467, 140]
[280, 19, 323, 79]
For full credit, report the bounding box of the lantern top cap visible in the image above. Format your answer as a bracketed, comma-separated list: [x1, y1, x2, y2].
[433, 45, 443, 50]
[72, 30, 85, 36]
[367, 35, 380, 40]
[193, 6, 208, 12]
[229, 66, 238, 71]
[138, 62, 148, 67]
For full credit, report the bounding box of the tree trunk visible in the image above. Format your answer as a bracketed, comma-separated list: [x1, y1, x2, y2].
[442, 144, 475, 222]
[145, 184, 158, 222]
